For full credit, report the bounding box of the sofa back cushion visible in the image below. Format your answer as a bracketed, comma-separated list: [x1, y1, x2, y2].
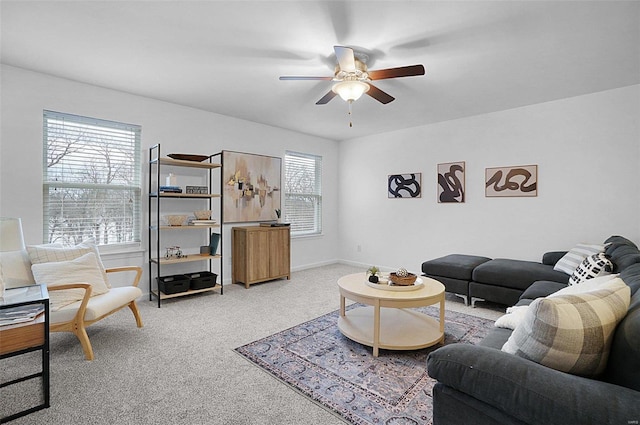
[604, 263, 640, 390]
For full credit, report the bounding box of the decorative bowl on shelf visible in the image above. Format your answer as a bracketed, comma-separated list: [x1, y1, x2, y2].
[389, 272, 418, 286]
[193, 210, 212, 220]
[165, 215, 188, 226]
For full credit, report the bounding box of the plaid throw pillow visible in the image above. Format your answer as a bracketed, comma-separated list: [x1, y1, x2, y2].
[502, 278, 630, 376]
[568, 252, 613, 285]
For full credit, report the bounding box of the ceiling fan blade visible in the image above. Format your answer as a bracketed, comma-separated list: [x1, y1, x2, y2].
[334, 46, 356, 72]
[366, 84, 395, 104]
[316, 91, 338, 105]
[279, 76, 333, 81]
[368, 64, 425, 80]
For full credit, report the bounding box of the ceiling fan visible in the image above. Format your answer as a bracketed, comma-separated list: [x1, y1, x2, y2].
[279, 46, 425, 126]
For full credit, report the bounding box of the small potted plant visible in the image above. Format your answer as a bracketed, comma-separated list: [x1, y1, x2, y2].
[367, 266, 380, 283]
[275, 208, 281, 222]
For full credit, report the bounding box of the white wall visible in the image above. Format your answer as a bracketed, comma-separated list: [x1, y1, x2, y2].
[338, 85, 640, 273]
[0, 65, 340, 286]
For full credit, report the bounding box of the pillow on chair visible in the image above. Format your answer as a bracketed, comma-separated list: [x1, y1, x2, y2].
[31, 252, 110, 311]
[27, 239, 110, 287]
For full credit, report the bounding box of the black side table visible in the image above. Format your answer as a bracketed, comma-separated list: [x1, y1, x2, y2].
[0, 285, 50, 423]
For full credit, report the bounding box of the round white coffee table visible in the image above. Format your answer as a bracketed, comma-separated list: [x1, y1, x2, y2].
[337, 272, 445, 357]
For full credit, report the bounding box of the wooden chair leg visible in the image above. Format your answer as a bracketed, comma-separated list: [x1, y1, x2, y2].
[128, 301, 144, 328]
[73, 325, 94, 361]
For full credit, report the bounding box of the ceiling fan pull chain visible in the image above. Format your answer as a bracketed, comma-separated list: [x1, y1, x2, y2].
[348, 100, 353, 128]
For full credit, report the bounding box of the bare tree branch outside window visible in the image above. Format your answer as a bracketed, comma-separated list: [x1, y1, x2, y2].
[43, 111, 141, 246]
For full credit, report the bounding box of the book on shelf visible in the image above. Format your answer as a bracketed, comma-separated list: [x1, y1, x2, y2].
[159, 185, 182, 193]
[0, 304, 45, 326]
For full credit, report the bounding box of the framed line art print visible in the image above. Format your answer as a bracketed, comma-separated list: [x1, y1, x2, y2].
[388, 173, 422, 198]
[485, 164, 537, 197]
[437, 161, 465, 203]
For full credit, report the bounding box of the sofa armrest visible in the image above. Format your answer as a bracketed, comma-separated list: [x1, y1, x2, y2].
[427, 344, 640, 425]
[542, 251, 567, 266]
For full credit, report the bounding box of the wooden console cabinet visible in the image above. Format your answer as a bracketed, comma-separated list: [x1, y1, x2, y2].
[232, 226, 290, 288]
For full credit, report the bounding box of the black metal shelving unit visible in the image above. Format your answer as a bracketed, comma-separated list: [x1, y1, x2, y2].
[148, 144, 223, 308]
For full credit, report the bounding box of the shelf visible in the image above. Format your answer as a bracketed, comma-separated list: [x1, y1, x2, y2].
[151, 254, 221, 265]
[150, 285, 221, 300]
[154, 224, 221, 230]
[148, 145, 223, 307]
[150, 192, 221, 199]
[151, 157, 221, 169]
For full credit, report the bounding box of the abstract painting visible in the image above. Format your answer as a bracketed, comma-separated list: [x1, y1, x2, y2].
[485, 164, 538, 197]
[437, 162, 465, 203]
[223, 151, 281, 222]
[388, 173, 421, 198]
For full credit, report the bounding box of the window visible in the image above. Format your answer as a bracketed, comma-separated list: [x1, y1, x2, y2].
[284, 151, 322, 236]
[43, 110, 141, 247]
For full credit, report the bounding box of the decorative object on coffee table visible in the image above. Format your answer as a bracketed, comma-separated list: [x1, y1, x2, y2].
[390, 267, 417, 285]
[367, 265, 379, 283]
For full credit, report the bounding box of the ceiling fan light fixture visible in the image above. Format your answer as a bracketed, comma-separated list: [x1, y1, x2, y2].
[332, 80, 370, 102]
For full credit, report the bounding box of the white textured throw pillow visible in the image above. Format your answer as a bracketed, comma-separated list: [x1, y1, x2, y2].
[27, 239, 110, 288]
[502, 278, 630, 376]
[553, 243, 605, 275]
[549, 274, 619, 298]
[31, 252, 110, 311]
[568, 253, 613, 285]
[494, 305, 530, 330]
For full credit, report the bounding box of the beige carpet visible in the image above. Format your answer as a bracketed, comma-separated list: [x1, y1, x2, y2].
[2, 263, 504, 424]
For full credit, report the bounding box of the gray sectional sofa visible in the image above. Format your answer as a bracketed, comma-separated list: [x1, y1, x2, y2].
[422, 252, 570, 307]
[426, 236, 640, 425]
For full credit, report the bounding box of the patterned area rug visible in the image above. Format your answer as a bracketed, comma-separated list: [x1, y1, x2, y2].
[235, 305, 494, 425]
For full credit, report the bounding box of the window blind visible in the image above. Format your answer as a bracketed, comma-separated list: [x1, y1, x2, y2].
[284, 151, 322, 236]
[43, 110, 141, 247]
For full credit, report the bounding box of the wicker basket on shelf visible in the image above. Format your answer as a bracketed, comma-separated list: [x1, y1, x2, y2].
[389, 272, 417, 286]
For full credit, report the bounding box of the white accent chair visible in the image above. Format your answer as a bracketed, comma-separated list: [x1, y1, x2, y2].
[1, 246, 143, 361]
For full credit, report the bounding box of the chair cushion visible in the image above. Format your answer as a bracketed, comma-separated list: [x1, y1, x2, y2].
[50, 286, 142, 324]
[502, 278, 630, 377]
[31, 252, 110, 311]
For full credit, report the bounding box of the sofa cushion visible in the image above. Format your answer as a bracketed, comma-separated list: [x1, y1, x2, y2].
[31, 252, 110, 311]
[519, 280, 567, 300]
[542, 251, 567, 266]
[607, 243, 640, 272]
[427, 343, 640, 425]
[568, 252, 613, 285]
[604, 235, 638, 249]
[604, 263, 640, 390]
[553, 243, 605, 275]
[473, 259, 568, 290]
[502, 278, 630, 376]
[421, 254, 491, 280]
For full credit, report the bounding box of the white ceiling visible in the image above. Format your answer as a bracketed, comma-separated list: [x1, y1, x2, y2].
[2, 1, 639, 141]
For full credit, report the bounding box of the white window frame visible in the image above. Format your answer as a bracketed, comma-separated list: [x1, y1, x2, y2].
[43, 110, 142, 249]
[284, 151, 322, 237]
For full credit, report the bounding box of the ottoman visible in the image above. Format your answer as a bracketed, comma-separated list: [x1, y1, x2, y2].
[421, 254, 492, 305]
